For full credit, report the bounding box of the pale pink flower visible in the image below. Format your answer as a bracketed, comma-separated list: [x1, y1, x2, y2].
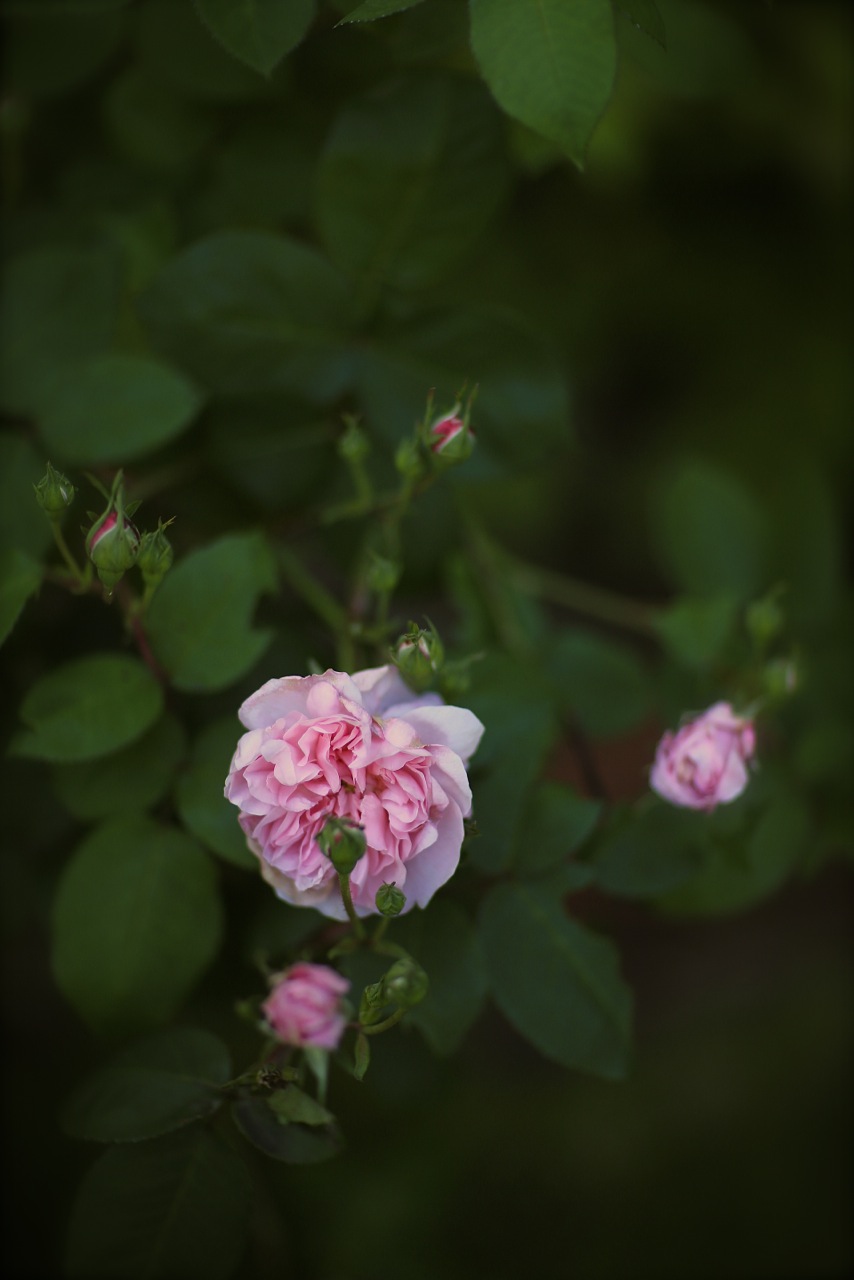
[262, 963, 350, 1051]
[650, 702, 756, 811]
[225, 665, 484, 919]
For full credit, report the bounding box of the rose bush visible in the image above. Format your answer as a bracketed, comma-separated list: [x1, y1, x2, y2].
[262, 963, 350, 1051]
[225, 666, 484, 918]
[650, 702, 756, 811]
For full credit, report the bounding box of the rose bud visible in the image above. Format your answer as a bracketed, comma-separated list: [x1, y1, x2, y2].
[427, 404, 475, 464]
[85, 510, 140, 593]
[381, 957, 429, 1010]
[34, 462, 75, 519]
[136, 521, 174, 590]
[316, 816, 367, 876]
[650, 701, 756, 811]
[391, 621, 444, 694]
[375, 882, 406, 917]
[262, 963, 351, 1052]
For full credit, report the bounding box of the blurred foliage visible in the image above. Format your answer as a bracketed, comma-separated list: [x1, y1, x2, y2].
[1, 0, 851, 1278]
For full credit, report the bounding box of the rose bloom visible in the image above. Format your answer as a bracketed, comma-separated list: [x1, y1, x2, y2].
[225, 665, 484, 918]
[650, 701, 756, 811]
[262, 963, 350, 1051]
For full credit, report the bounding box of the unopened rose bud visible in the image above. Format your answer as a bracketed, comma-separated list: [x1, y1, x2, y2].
[262, 962, 350, 1051]
[359, 980, 387, 1026]
[136, 521, 174, 590]
[381, 957, 429, 1010]
[746, 589, 785, 651]
[85, 510, 140, 592]
[338, 419, 370, 463]
[391, 621, 444, 693]
[316, 816, 367, 875]
[394, 437, 424, 482]
[34, 462, 75, 519]
[366, 554, 401, 596]
[427, 403, 475, 464]
[762, 657, 798, 701]
[375, 882, 406, 917]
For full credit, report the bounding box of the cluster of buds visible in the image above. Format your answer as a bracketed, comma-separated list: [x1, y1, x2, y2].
[390, 619, 444, 694]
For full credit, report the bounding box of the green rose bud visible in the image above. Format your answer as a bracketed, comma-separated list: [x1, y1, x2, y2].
[338, 419, 370, 463]
[391, 620, 444, 694]
[85, 510, 139, 593]
[375, 882, 406, 917]
[381, 957, 429, 1010]
[137, 520, 174, 590]
[316, 816, 367, 875]
[359, 980, 387, 1026]
[34, 462, 75, 519]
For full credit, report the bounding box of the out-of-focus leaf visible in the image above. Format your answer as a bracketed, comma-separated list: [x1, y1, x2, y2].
[137, 230, 356, 398]
[658, 791, 810, 915]
[616, 0, 666, 47]
[549, 629, 651, 737]
[0, 245, 120, 415]
[318, 73, 508, 290]
[650, 459, 768, 601]
[176, 717, 256, 868]
[104, 69, 215, 173]
[135, 0, 273, 101]
[268, 1086, 333, 1127]
[11, 654, 163, 763]
[61, 1028, 231, 1142]
[194, 0, 315, 75]
[469, 0, 617, 168]
[512, 782, 602, 875]
[339, 0, 425, 22]
[593, 803, 711, 897]
[147, 532, 276, 692]
[393, 900, 488, 1054]
[232, 1092, 341, 1163]
[52, 714, 185, 820]
[654, 593, 739, 668]
[479, 881, 632, 1079]
[357, 307, 568, 463]
[65, 1128, 251, 1280]
[37, 355, 203, 465]
[0, 549, 41, 646]
[464, 655, 559, 874]
[0, 434, 54, 559]
[52, 817, 222, 1036]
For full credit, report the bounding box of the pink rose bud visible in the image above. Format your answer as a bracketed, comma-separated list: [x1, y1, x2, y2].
[262, 962, 350, 1051]
[85, 510, 140, 592]
[650, 701, 756, 811]
[428, 406, 475, 463]
[224, 665, 484, 920]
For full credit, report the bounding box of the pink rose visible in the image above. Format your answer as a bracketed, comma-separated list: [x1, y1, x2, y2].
[262, 963, 350, 1051]
[650, 701, 756, 811]
[224, 665, 484, 919]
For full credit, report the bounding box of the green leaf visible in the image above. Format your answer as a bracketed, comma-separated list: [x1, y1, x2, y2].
[194, 0, 315, 75]
[4, 2, 131, 12]
[392, 900, 488, 1054]
[11, 654, 163, 763]
[479, 881, 632, 1079]
[616, 0, 666, 47]
[549, 629, 651, 738]
[339, 0, 425, 22]
[65, 1127, 251, 1280]
[104, 69, 216, 174]
[146, 532, 276, 692]
[0, 549, 41, 647]
[650, 459, 768, 601]
[176, 717, 256, 868]
[358, 307, 568, 464]
[61, 1028, 231, 1143]
[0, 433, 54, 558]
[592, 803, 711, 898]
[37, 355, 203, 466]
[317, 73, 509, 291]
[469, 0, 617, 168]
[654, 593, 739, 668]
[465, 656, 558, 873]
[512, 782, 602, 875]
[353, 1032, 370, 1080]
[0, 245, 119, 415]
[658, 792, 810, 916]
[3, 7, 126, 98]
[137, 230, 356, 397]
[268, 1085, 334, 1127]
[52, 714, 185, 821]
[52, 817, 222, 1036]
[232, 1092, 341, 1163]
[135, 0, 274, 101]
